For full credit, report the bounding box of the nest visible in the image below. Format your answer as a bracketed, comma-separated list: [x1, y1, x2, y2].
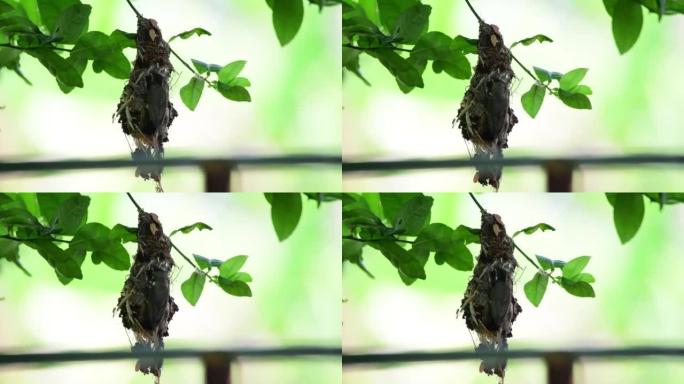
[116, 211, 178, 382]
[459, 212, 521, 380]
[456, 22, 518, 190]
[115, 16, 178, 192]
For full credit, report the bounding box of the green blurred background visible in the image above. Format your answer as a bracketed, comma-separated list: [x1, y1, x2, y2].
[0, 0, 341, 191]
[0, 193, 341, 383]
[342, 0, 684, 191]
[343, 193, 684, 383]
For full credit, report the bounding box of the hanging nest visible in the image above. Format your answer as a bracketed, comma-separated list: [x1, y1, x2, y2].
[456, 22, 518, 190]
[459, 212, 521, 381]
[115, 16, 178, 192]
[116, 210, 178, 383]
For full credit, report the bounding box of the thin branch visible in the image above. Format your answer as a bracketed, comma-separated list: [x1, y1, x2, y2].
[0, 43, 72, 52]
[464, 0, 484, 24]
[343, 44, 413, 53]
[468, 193, 486, 214]
[169, 241, 216, 282]
[125, 0, 143, 18]
[343, 235, 416, 244]
[0, 234, 71, 244]
[169, 48, 211, 86]
[126, 193, 144, 213]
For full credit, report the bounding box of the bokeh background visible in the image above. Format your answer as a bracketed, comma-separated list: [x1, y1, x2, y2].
[343, 193, 684, 383]
[0, 0, 341, 191]
[343, 0, 684, 191]
[0, 193, 341, 383]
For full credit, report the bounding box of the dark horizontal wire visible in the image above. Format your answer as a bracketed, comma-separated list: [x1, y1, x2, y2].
[0, 346, 341, 365]
[343, 346, 684, 366]
[0, 155, 341, 173]
[343, 155, 684, 172]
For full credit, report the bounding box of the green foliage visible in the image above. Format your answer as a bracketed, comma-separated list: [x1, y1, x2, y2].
[606, 193, 684, 243]
[522, 66, 593, 118]
[265, 193, 303, 241]
[0, 1, 250, 107]
[510, 34, 553, 49]
[265, 0, 338, 46]
[169, 27, 211, 42]
[513, 222, 556, 238]
[0, 193, 254, 303]
[170, 221, 213, 237]
[604, 0, 683, 54]
[524, 272, 548, 307]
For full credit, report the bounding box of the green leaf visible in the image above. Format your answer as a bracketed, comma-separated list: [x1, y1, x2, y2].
[110, 224, 137, 243]
[170, 222, 213, 237]
[521, 83, 546, 118]
[393, 4, 430, 44]
[26, 48, 83, 89]
[40, 193, 89, 235]
[558, 90, 592, 110]
[219, 255, 248, 278]
[612, 0, 643, 54]
[343, 239, 374, 278]
[72, 31, 131, 79]
[179, 76, 204, 111]
[266, 193, 302, 241]
[436, 238, 473, 271]
[577, 272, 596, 283]
[233, 271, 253, 283]
[379, 193, 421, 223]
[230, 77, 251, 87]
[191, 59, 222, 74]
[453, 225, 480, 244]
[536, 255, 554, 270]
[524, 272, 548, 307]
[53, 3, 90, 43]
[181, 271, 205, 306]
[218, 60, 247, 84]
[37, 0, 78, 31]
[559, 68, 588, 91]
[612, 193, 645, 244]
[193, 254, 211, 270]
[573, 84, 593, 95]
[26, 239, 82, 279]
[271, 0, 304, 46]
[169, 27, 211, 42]
[513, 222, 555, 238]
[218, 277, 252, 297]
[561, 278, 595, 297]
[216, 83, 252, 102]
[393, 195, 433, 236]
[377, 0, 419, 33]
[71, 223, 130, 270]
[414, 222, 451, 252]
[368, 48, 423, 88]
[533, 66, 562, 84]
[561, 256, 591, 280]
[377, 240, 425, 280]
[510, 34, 553, 49]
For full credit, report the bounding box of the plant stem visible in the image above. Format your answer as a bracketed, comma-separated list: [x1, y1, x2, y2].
[0, 43, 71, 52]
[343, 44, 413, 53]
[0, 235, 71, 244]
[343, 235, 416, 244]
[468, 193, 486, 214]
[464, 0, 484, 24]
[125, 0, 143, 18]
[126, 192, 144, 213]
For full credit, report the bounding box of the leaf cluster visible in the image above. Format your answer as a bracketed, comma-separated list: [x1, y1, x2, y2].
[606, 193, 684, 244]
[521, 67, 593, 118]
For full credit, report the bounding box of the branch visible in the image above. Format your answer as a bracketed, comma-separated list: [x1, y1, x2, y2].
[464, 0, 484, 24]
[169, 48, 211, 86]
[343, 44, 413, 53]
[125, 0, 143, 18]
[0, 234, 71, 244]
[0, 43, 72, 52]
[126, 192, 144, 213]
[343, 235, 416, 244]
[468, 193, 486, 214]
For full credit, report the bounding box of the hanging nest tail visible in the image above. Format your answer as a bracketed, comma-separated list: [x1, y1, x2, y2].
[456, 22, 518, 190]
[459, 211, 521, 381]
[115, 16, 178, 191]
[116, 210, 178, 383]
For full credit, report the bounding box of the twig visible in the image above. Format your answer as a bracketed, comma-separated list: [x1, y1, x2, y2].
[125, 0, 143, 19]
[126, 192, 144, 213]
[0, 43, 72, 52]
[0, 234, 71, 244]
[468, 193, 486, 214]
[169, 48, 211, 86]
[343, 235, 416, 244]
[343, 43, 413, 53]
[464, 0, 484, 24]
